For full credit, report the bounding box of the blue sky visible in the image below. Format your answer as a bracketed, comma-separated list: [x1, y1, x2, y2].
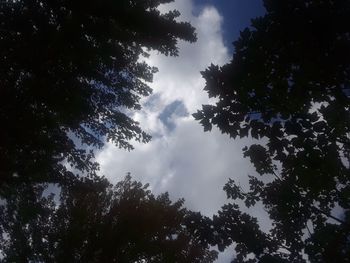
[194, 0, 265, 49]
[96, 1, 266, 261]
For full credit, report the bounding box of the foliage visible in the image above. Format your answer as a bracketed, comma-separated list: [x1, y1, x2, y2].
[0, 0, 196, 184]
[194, 0, 350, 261]
[0, 175, 217, 262]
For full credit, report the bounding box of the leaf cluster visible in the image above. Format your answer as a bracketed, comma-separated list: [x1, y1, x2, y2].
[0, 175, 217, 262]
[0, 0, 196, 184]
[195, 0, 350, 261]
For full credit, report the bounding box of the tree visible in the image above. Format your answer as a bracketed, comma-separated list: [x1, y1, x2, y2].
[194, 0, 350, 261]
[0, 175, 218, 262]
[0, 0, 196, 184]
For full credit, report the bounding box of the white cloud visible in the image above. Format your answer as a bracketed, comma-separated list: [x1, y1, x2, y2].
[98, 117, 254, 216]
[143, 1, 228, 113]
[96, 1, 258, 261]
[97, 0, 244, 213]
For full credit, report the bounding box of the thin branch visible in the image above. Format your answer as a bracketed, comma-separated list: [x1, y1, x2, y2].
[312, 206, 346, 225]
[271, 170, 283, 181]
[265, 235, 292, 253]
[306, 223, 312, 238]
[270, 169, 347, 225]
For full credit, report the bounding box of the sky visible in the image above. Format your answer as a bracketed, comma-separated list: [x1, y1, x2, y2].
[96, 1, 265, 261]
[193, 0, 265, 49]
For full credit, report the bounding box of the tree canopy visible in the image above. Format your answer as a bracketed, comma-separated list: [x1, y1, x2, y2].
[194, 0, 350, 261]
[0, 0, 196, 185]
[0, 2, 218, 262]
[0, 175, 217, 262]
[4, 0, 350, 261]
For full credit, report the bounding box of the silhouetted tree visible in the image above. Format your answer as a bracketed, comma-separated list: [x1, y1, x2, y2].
[0, 175, 218, 262]
[194, 0, 350, 261]
[0, 0, 196, 184]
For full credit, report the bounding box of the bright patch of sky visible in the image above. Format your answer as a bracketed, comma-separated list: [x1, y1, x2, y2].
[194, 0, 265, 49]
[96, 1, 265, 261]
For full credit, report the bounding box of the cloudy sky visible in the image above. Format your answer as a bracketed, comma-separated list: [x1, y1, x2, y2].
[96, 1, 264, 260]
